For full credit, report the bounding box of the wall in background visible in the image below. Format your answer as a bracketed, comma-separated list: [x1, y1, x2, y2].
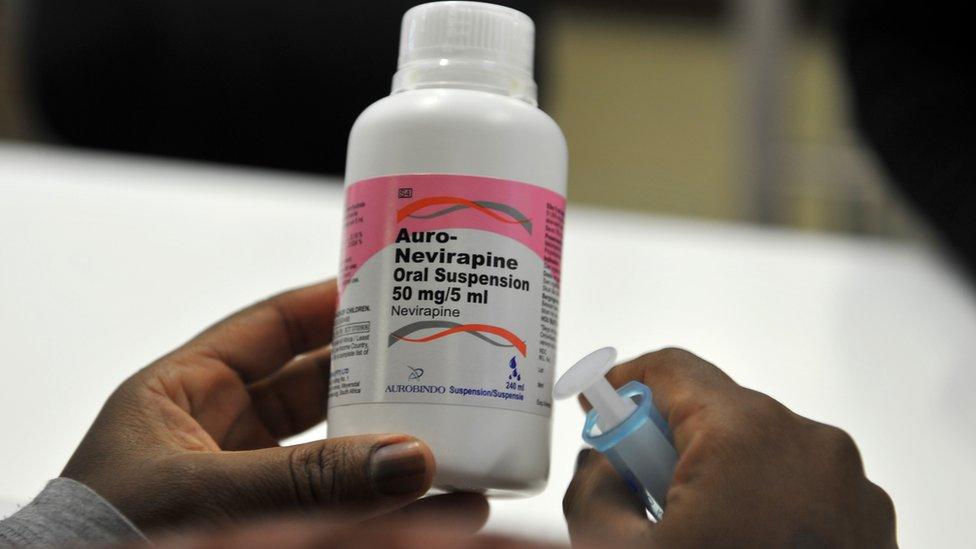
[546, 3, 925, 239]
[0, 0, 927, 240]
[548, 9, 739, 220]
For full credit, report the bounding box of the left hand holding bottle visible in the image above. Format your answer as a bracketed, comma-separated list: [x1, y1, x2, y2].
[62, 280, 486, 537]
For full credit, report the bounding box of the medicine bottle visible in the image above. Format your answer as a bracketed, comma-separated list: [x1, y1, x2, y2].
[328, 1, 567, 494]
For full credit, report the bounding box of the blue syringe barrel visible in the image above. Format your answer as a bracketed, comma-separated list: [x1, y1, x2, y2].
[582, 381, 678, 521]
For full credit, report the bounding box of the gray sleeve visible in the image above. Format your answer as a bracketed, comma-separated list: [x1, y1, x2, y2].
[0, 478, 146, 547]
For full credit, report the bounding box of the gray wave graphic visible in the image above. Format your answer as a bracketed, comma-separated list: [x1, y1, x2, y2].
[407, 201, 533, 234]
[388, 320, 515, 348]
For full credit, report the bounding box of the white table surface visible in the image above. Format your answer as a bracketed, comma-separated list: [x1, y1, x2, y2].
[2, 143, 974, 546]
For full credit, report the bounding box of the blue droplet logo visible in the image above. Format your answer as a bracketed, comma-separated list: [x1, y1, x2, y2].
[508, 356, 521, 381]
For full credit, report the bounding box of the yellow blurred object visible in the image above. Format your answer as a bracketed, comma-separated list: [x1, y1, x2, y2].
[546, 5, 919, 238]
[548, 8, 738, 220]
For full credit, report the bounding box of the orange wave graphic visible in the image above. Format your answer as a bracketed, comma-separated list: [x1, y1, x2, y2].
[396, 196, 529, 224]
[393, 323, 527, 356]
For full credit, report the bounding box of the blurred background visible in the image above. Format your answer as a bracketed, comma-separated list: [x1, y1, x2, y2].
[2, 4, 975, 545]
[0, 1, 955, 241]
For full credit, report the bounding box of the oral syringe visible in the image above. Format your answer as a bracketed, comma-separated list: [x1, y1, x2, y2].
[554, 347, 678, 521]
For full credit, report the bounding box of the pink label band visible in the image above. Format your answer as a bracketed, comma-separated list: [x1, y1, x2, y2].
[339, 174, 566, 294]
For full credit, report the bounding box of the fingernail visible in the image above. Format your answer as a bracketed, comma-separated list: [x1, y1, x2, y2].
[370, 440, 429, 496]
[575, 448, 594, 472]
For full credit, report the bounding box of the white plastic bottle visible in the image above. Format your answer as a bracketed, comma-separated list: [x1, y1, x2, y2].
[328, 1, 567, 495]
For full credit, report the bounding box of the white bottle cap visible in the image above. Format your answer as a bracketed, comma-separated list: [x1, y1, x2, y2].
[392, 2, 538, 105]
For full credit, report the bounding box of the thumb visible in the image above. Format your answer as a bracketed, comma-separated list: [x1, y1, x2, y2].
[204, 434, 435, 519]
[564, 449, 652, 545]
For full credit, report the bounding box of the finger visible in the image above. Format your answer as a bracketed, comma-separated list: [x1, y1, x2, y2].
[219, 406, 280, 451]
[148, 517, 345, 549]
[182, 280, 338, 383]
[205, 434, 435, 519]
[587, 348, 741, 451]
[563, 449, 651, 545]
[208, 347, 332, 449]
[149, 517, 560, 549]
[246, 346, 332, 440]
[374, 493, 490, 534]
[578, 347, 734, 411]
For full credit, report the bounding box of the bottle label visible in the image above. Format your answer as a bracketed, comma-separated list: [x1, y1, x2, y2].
[330, 174, 564, 417]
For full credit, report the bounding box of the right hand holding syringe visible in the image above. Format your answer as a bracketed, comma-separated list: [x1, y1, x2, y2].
[554, 347, 677, 520]
[559, 348, 897, 548]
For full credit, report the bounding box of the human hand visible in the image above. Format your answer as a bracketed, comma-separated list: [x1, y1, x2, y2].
[136, 509, 544, 549]
[563, 348, 897, 548]
[62, 281, 482, 535]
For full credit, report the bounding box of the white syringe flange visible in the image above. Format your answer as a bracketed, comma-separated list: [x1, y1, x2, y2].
[553, 347, 635, 431]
